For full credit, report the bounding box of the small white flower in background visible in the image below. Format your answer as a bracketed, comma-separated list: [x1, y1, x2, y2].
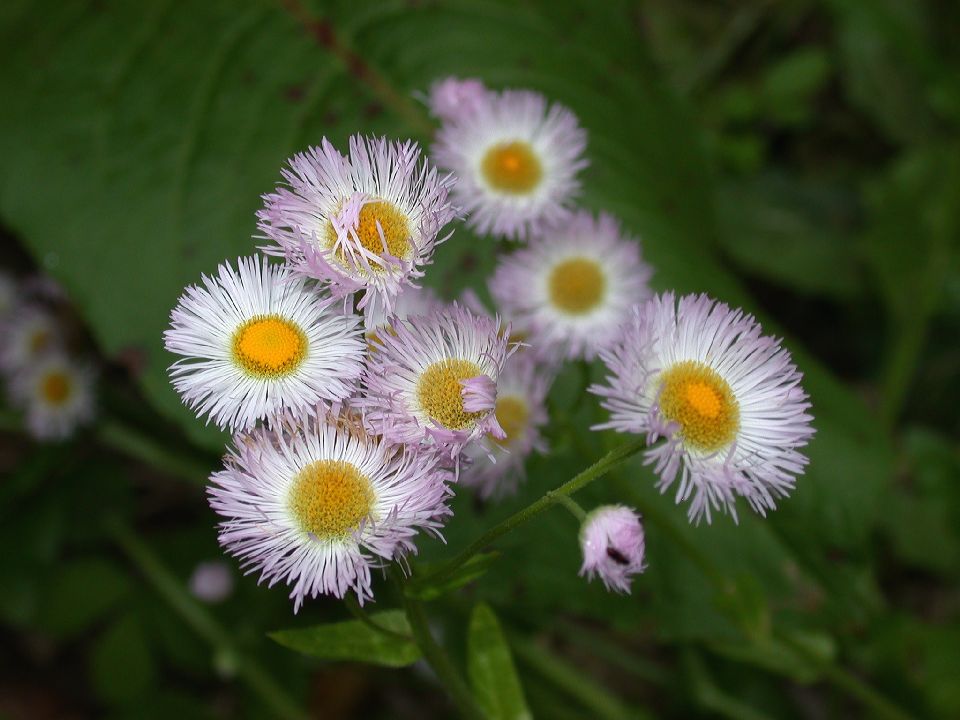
[189, 561, 234, 604]
[164, 256, 366, 432]
[489, 210, 653, 362]
[461, 353, 550, 500]
[0, 305, 62, 373]
[426, 76, 492, 122]
[258, 135, 458, 317]
[360, 303, 514, 459]
[10, 353, 95, 441]
[432, 88, 587, 241]
[209, 410, 453, 611]
[579, 505, 646, 594]
[591, 292, 815, 523]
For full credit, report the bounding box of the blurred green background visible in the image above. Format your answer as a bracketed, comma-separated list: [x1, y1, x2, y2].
[1, 0, 958, 717]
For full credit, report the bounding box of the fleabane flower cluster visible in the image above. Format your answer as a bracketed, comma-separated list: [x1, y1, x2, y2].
[0, 271, 96, 441]
[167, 75, 816, 609]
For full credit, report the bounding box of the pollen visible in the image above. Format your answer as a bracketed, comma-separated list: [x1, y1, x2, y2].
[481, 141, 543, 194]
[658, 360, 739, 451]
[417, 359, 485, 430]
[494, 395, 528, 447]
[289, 460, 374, 539]
[548, 257, 606, 315]
[41, 371, 71, 405]
[231, 315, 307, 378]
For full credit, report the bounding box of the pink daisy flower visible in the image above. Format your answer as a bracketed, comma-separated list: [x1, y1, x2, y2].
[591, 293, 815, 523]
[258, 135, 457, 316]
[209, 411, 453, 610]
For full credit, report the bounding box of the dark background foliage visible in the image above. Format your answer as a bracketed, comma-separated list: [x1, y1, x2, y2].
[0, 0, 957, 717]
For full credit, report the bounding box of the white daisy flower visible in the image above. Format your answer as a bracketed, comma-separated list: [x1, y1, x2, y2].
[258, 135, 457, 317]
[432, 88, 587, 241]
[489, 211, 653, 362]
[164, 256, 365, 432]
[10, 354, 95, 440]
[461, 352, 550, 500]
[591, 293, 815, 523]
[425, 76, 492, 122]
[361, 303, 514, 458]
[0, 305, 62, 372]
[210, 411, 453, 610]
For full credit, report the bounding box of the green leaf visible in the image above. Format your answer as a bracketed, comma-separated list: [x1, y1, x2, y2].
[467, 604, 531, 720]
[408, 551, 500, 600]
[270, 610, 420, 668]
[38, 558, 130, 639]
[90, 613, 157, 705]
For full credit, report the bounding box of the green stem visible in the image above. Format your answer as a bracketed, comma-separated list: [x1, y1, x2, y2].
[399, 580, 485, 720]
[106, 518, 307, 720]
[549, 491, 587, 522]
[344, 594, 412, 641]
[417, 438, 646, 588]
[98, 417, 210, 485]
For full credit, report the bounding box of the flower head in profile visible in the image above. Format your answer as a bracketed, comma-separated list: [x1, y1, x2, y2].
[258, 135, 457, 316]
[579, 505, 646, 594]
[9, 353, 95, 440]
[426, 76, 491, 122]
[432, 89, 587, 240]
[591, 293, 815, 523]
[490, 211, 652, 362]
[209, 410, 453, 610]
[461, 353, 550, 499]
[0, 305, 61, 372]
[164, 256, 365, 432]
[361, 303, 514, 458]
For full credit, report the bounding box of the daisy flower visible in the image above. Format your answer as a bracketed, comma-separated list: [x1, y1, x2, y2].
[432, 88, 587, 240]
[579, 505, 646, 594]
[0, 305, 61, 372]
[209, 411, 453, 609]
[164, 256, 365, 432]
[461, 353, 550, 499]
[591, 293, 815, 523]
[489, 211, 652, 362]
[425, 76, 491, 122]
[258, 135, 457, 316]
[10, 354, 95, 440]
[362, 303, 513, 458]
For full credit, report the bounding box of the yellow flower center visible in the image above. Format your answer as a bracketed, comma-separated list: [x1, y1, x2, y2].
[481, 141, 543, 194]
[288, 460, 374, 539]
[328, 200, 411, 272]
[548, 257, 606, 315]
[494, 395, 528, 447]
[658, 360, 739, 451]
[41, 371, 71, 405]
[231, 315, 307, 378]
[417, 359, 485, 430]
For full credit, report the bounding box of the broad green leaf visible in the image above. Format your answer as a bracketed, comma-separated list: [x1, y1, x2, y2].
[270, 610, 420, 667]
[90, 613, 157, 705]
[467, 603, 531, 720]
[407, 551, 500, 600]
